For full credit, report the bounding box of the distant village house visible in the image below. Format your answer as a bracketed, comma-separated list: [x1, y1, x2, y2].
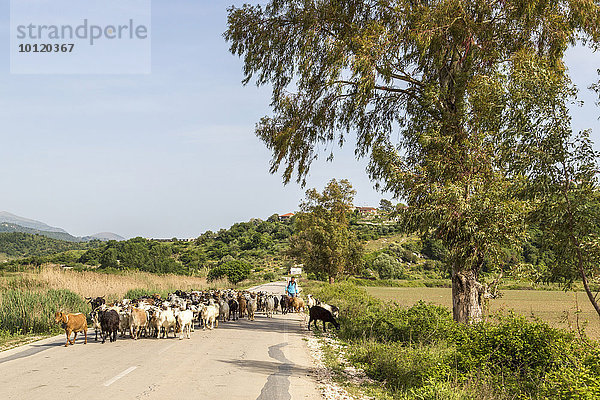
[355, 207, 378, 216]
[278, 212, 295, 221]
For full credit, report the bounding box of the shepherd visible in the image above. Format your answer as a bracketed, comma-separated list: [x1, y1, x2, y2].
[286, 276, 299, 298]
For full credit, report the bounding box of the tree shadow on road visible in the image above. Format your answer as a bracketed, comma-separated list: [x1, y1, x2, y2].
[216, 358, 315, 377]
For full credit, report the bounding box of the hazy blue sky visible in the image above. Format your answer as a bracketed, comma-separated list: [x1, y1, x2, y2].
[1, 1, 599, 239]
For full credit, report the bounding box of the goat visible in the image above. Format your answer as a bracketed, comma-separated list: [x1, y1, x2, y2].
[90, 308, 103, 341]
[129, 307, 148, 340]
[320, 303, 339, 319]
[201, 304, 219, 330]
[228, 298, 239, 321]
[247, 296, 257, 321]
[157, 308, 177, 338]
[85, 296, 105, 311]
[290, 297, 305, 313]
[306, 294, 317, 308]
[55, 311, 87, 347]
[238, 293, 247, 319]
[308, 306, 340, 332]
[265, 296, 275, 318]
[280, 295, 290, 315]
[218, 299, 230, 322]
[176, 309, 194, 339]
[98, 309, 120, 343]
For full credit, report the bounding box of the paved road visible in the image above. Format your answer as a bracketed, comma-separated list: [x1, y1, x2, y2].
[0, 282, 321, 400]
[248, 279, 295, 295]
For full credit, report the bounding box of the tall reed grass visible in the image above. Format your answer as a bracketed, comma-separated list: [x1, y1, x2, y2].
[0, 289, 89, 334]
[0, 264, 210, 301]
[0, 264, 212, 337]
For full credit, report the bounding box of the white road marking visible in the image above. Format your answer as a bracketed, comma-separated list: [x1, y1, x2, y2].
[103, 366, 137, 387]
[158, 343, 176, 354]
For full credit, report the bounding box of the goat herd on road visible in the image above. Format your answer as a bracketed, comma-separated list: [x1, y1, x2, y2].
[54, 289, 341, 347]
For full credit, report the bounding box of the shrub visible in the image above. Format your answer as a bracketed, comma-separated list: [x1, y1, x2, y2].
[452, 313, 600, 397]
[372, 253, 407, 279]
[125, 288, 155, 299]
[263, 272, 277, 281]
[208, 259, 251, 284]
[307, 282, 600, 399]
[351, 341, 457, 392]
[422, 238, 448, 261]
[310, 282, 453, 343]
[400, 249, 419, 264]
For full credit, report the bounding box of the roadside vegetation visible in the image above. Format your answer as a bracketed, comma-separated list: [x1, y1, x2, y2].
[0, 265, 212, 347]
[307, 281, 600, 399]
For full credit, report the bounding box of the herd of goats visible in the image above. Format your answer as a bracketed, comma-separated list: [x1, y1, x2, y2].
[54, 289, 341, 347]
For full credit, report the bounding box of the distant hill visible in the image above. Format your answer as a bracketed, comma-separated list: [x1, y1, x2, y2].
[0, 212, 123, 242]
[0, 211, 67, 233]
[0, 222, 80, 242]
[82, 232, 125, 242]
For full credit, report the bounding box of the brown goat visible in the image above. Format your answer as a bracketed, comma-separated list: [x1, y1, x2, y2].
[290, 297, 305, 312]
[55, 311, 87, 347]
[238, 293, 247, 319]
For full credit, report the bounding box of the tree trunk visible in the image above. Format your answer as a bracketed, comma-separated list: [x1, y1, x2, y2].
[452, 269, 484, 324]
[328, 276, 335, 284]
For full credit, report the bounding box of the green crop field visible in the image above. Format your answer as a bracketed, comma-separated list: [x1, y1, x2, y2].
[365, 286, 600, 340]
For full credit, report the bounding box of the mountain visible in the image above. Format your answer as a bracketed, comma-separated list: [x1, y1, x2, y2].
[0, 222, 80, 242]
[81, 232, 125, 242]
[0, 211, 67, 233]
[0, 212, 123, 242]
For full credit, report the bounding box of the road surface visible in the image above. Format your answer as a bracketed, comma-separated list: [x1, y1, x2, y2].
[0, 281, 321, 400]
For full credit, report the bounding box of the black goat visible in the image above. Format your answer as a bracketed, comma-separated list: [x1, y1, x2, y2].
[280, 295, 289, 315]
[98, 309, 119, 343]
[308, 306, 340, 332]
[85, 296, 105, 311]
[228, 299, 239, 321]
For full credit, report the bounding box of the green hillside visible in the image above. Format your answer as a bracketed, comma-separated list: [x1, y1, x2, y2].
[0, 232, 99, 259]
[0, 222, 80, 242]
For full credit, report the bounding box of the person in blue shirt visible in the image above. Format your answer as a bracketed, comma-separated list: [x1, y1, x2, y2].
[286, 276, 298, 297]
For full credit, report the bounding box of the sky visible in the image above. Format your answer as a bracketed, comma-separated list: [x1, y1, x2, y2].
[0, 1, 599, 239]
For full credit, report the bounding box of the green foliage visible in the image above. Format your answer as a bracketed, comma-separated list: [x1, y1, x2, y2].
[308, 282, 600, 399]
[351, 222, 403, 241]
[309, 282, 452, 343]
[124, 288, 171, 300]
[71, 217, 299, 276]
[371, 253, 407, 279]
[422, 238, 448, 262]
[352, 342, 457, 394]
[226, 0, 600, 323]
[263, 272, 277, 281]
[208, 259, 252, 284]
[379, 199, 394, 213]
[0, 289, 90, 334]
[290, 179, 364, 282]
[0, 232, 98, 258]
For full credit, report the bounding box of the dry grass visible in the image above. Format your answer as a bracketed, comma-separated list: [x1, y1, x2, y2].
[365, 286, 600, 340]
[363, 233, 413, 252]
[0, 264, 210, 302]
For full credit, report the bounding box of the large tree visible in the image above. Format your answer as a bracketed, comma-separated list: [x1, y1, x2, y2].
[226, 0, 600, 323]
[290, 179, 363, 283]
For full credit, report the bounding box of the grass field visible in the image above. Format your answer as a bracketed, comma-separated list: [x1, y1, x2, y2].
[0, 264, 211, 302]
[365, 286, 600, 340]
